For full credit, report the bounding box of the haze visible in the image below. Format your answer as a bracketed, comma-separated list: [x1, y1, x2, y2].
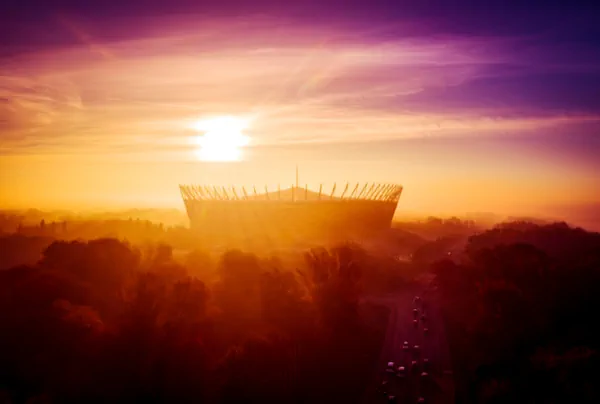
[4, 2, 600, 404]
[1, 1, 600, 229]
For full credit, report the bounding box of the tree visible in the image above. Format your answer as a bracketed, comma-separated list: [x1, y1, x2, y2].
[259, 269, 312, 333]
[299, 244, 363, 332]
[220, 333, 297, 402]
[166, 277, 209, 324]
[40, 239, 140, 292]
[212, 250, 263, 326]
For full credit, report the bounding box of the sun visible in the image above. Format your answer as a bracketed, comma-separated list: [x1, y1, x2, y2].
[192, 116, 250, 161]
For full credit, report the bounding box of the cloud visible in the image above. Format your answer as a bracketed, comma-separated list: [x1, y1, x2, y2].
[1, 14, 599, 158]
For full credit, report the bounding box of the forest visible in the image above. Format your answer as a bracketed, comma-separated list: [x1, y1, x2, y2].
[435, 222, 600, 402]
[1, 216, 600, 403]
[0, 232, 409, 403]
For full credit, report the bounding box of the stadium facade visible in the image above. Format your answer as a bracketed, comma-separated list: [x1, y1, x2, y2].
[179, 181, 402, 248]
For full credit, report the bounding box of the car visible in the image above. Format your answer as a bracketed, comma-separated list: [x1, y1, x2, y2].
[412, 308, 419, 318]
[421, 314, 427, 322]
[413, 344, 421, 353]
[402, 341, 410, 350]
[386, 361, 395, 373]
[423, 327, 429, 335]
[411, 360, 419, 372]
[421, 371, 430, 378]
[417, 397, 426, 403]
[388, 395, 398, 403]
[422, 358, 430, 370]
[413, 319, 419, 328]
[396, 365, 406, 378]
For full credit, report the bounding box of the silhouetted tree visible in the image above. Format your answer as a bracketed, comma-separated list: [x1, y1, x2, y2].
[212, 250, 263, 331]
[299, 244, 363, 333]
[435, 222, 600, 403]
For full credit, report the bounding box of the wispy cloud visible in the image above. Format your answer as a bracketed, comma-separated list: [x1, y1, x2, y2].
[1, 14, 599, 157]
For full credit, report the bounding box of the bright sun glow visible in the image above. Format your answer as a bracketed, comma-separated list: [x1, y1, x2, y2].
[192, 116, 250, 161]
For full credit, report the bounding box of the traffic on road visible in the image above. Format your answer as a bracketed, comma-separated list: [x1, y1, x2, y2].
[374, 294, 449, 403]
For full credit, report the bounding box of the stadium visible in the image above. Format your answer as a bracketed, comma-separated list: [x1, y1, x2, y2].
[179, 179, 402, 248]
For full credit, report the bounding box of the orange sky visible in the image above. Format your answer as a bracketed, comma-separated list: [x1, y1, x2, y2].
[2, 145, 598, 219]
[1, 14, 600, 224]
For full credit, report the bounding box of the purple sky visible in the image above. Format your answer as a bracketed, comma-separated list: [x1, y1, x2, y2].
[1, 0, 599, 222]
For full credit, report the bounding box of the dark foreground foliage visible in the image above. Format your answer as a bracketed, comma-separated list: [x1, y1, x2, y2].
[3, 219, 600, 403]
[0, 239, 393, 403]
[434, 222, 600, 403]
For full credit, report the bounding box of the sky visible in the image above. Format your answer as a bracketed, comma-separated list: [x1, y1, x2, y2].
[1, 1, 600, 224]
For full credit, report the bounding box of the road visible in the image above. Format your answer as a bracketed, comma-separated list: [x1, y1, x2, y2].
[362, 280, 454, 404]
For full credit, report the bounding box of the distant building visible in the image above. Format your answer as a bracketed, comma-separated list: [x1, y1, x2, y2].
[179, 181, 402, 248]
